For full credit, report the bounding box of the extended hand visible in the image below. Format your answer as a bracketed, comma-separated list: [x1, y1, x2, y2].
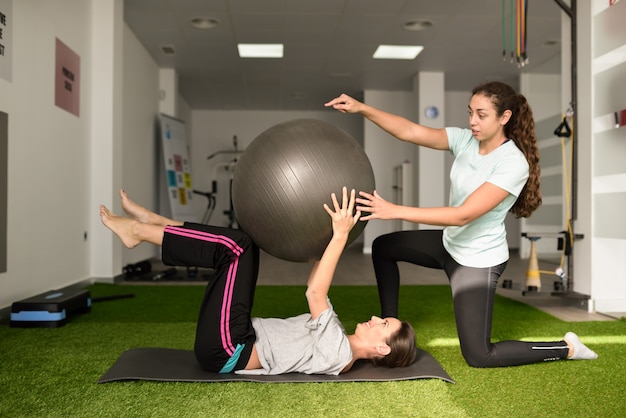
[323, 187, 361, 238]
[356, 190, 397, 221]
[324, 94, 363, 114]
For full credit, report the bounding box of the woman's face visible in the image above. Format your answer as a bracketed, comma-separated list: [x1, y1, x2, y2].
[467, 93, 510, 142]
[355, 315, 402, 344]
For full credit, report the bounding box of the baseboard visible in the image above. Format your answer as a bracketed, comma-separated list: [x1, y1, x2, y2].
[591, 298, 626, 314]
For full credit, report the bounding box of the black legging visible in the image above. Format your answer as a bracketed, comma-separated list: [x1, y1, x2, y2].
[372, 230, 569, 367]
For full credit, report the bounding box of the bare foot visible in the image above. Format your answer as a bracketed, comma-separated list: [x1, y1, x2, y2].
[100, 205, 142, 248]
[120, 189, 154, 224]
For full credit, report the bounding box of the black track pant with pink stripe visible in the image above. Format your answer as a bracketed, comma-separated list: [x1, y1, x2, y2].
[162, 222, 259, 372]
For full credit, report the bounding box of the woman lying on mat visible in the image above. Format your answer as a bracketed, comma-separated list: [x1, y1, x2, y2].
[100, 187, 417, 375]
[326, 82, 598, 367]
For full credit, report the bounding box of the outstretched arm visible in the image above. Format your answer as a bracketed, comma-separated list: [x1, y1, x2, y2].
[325, 93, 449, 151]
[356, 183, 510, 226]
[306, 187, 361, 319]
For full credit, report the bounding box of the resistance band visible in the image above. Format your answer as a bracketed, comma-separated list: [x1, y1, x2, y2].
[502, 0, 528, 67]
[539, 109, 575, 280]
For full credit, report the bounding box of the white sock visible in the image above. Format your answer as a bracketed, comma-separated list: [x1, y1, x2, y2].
[564, 332, 598, 360]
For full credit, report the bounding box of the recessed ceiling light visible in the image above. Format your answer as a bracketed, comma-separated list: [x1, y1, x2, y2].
[403, 20, 433, 31]
[542, 39, 560, 47]
[373, 45, 424, 60]
[190, 17, 219, 29]
[160, 44, 176, 55]
[237, 43, 284, 58]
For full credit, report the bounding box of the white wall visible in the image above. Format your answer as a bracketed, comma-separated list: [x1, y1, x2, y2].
[415, 72, 446, 229]
[88, 0, 124, 281]
[120, 24, 160, 266]
[0, 1, 93, 309]
[0, 0, 169, 310]
[585, 0, 626, 312]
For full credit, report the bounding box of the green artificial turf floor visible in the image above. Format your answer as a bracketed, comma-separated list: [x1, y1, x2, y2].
[1, 283, 623, 417]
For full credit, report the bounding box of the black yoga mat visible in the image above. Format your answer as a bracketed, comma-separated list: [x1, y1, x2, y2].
[98, 347, 454, 384]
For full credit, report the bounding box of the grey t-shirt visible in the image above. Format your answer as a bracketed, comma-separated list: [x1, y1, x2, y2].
[236, 299, 352, 375]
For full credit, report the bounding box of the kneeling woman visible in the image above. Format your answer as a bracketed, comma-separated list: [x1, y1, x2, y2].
[100, 187, 417, 375]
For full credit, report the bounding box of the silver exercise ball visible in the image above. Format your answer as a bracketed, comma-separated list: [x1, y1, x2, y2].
[232, 118, 375, 262]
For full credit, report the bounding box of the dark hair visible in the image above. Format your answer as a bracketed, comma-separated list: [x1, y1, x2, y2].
[471, 81, 542, 218]
[370, 321, 417, 368]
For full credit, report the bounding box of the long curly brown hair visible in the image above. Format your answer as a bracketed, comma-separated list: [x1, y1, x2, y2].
[472, 81, 542, 218]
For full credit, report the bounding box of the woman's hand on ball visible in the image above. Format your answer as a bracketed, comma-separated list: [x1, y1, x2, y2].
[324, 187, 361, 238]
[356, 190, 397, 221]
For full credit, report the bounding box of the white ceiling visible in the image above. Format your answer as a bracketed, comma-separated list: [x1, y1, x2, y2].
[124, 0, 565, 110]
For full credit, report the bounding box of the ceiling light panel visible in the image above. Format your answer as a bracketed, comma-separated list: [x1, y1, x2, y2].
[237, 43, 284, 58]
[373, 45, 424, 60]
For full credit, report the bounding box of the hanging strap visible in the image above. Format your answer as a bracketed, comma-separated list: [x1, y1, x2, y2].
[554, 117, 572, 138]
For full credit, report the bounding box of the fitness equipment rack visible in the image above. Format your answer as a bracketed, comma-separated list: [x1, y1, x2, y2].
[512, 2, 585, 302]
[516, 231, 584, 296]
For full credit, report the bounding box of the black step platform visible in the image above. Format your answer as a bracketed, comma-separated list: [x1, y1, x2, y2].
[10, 288, 91, 328]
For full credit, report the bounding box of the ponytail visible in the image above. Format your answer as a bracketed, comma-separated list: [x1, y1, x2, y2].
[472, 82, 542, 217]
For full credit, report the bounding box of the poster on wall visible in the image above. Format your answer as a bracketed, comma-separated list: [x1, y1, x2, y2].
[158, 114, 196, 222]
[1, 111, 7, 273]
[0, 0, 12, 82]
[55, 38, 80, 117]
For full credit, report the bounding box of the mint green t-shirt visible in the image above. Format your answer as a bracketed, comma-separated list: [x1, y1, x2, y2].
[443, 127, 529, 268]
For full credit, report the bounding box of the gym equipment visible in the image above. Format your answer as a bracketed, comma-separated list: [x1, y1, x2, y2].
[10, 288, 91, 328]
[501, 0, 529, 67]
[519, 231, 583, 296]
[523, 236, 542, 294]
[91, 294, 135, 303]
[518, 112, 585, 298]
[232, 119, 375, 262]
[207, 136, 242, 228]
[98, 347, 454, 384]
[193, 186, 217, 224]
[123, 260, 152, 277]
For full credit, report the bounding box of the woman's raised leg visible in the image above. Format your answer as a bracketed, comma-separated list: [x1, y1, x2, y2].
[99, 205, 165, 248]
[119, 189, 182, 227]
